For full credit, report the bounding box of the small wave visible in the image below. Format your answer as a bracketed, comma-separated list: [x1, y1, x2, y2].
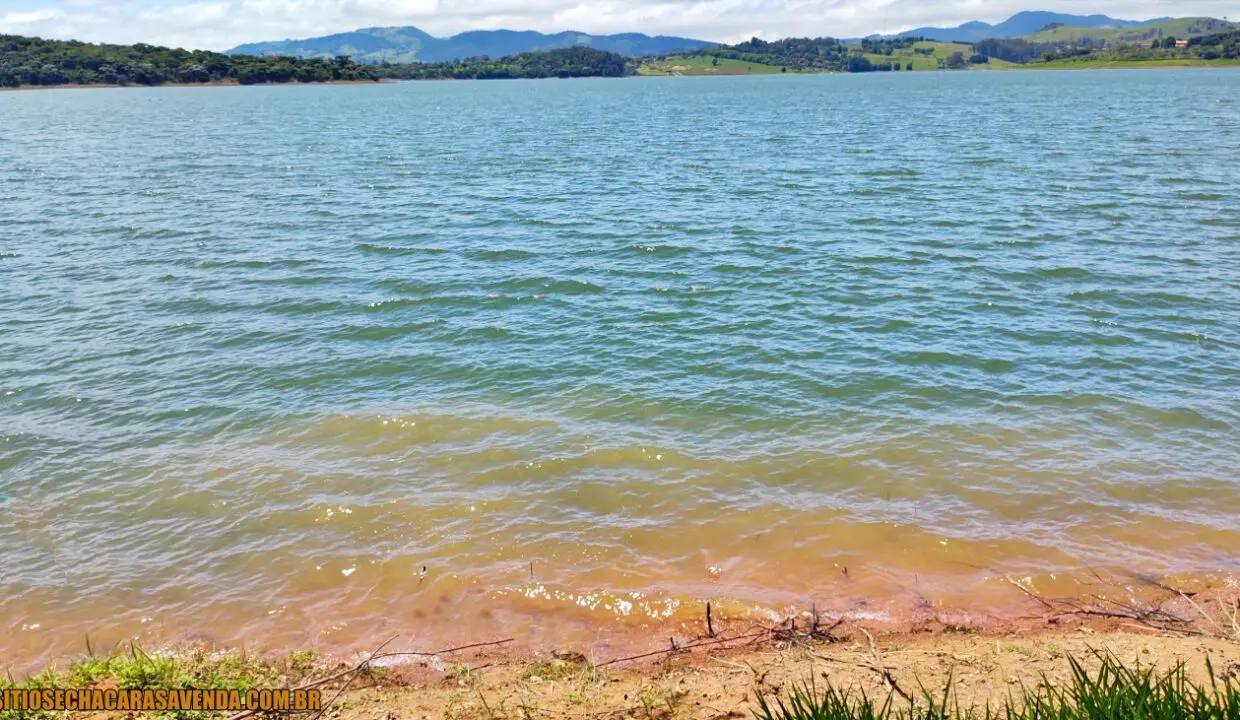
[1129, 291, 1200, 308]
[364, 298, 420, 311]
[1067, 202, 1120, 212]
[857, 319, 913, 334]
[1036, 266, 1091, 279]
[897, 351, 1015, 373]
[197, 258, 316, 270]
[1159, 176, 1223, 186]
[711, 263, 761, 274]
[1067, 289, 1118, 301]
[852, 255, 928, 266]
[1177, 192, 1224, 201]
[507, 278, 604, 294]
[356, 243, 445, 256]
[517, 217, 583, 228]
[627, 244, 694, 256]
[328, 321, 442, 341]
[861, 168, 919, 177]
[266, 299, 346, 315]
[464, 248, 538, 261]
[447, 325, 511, 342]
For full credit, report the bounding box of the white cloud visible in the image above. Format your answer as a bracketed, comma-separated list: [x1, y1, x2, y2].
[0, 0, 1237, 51]
[1, 8, 63, 25]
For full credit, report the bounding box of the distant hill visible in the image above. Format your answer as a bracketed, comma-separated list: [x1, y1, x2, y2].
[890, 11, 1163, 42]
[226, 27, 715, 63]
[1018, 17, 1237, 43]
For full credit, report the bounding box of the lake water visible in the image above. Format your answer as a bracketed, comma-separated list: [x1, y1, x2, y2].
[2, 70, 1239, 667]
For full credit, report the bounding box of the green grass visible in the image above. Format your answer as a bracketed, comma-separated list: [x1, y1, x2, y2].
[643, 41, 984, 75]
[1020, 17, 1238, 44]
[1, 643, 314, 720]
[854, 42, 999, 71]
[912, 41, 974, 56]
[1031, 57, 1240, 69]
[636, 55, 787, 75]
[755, 652, 1239, 720]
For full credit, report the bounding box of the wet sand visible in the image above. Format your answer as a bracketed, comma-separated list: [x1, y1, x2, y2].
[292, 583, 1240, 718]
[13, 584, 1239, 719]
[337, 628, 1240, 720]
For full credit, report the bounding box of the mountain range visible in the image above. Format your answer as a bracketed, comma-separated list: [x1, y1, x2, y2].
[888, 11, 1166, 42]
[226, 11, 1199, 63]
[225, 27, 715, 63]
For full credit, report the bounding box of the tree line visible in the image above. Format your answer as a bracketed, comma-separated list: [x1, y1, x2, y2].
[975, 29, 1239, 64]
[655, 26, 1240, 73]
[686, 37, 913, 73]
[5, 28, 1236, 88]
[378, 47, 631, 80]
[0, 35, 381, 86]
[0, 35, 632, 87]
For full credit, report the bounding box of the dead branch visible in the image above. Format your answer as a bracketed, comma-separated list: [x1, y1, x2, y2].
[859, 627, 911, 703]
[596, 629, 768, 668]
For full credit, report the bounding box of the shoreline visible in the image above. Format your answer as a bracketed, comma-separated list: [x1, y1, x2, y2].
[7, 601, 1237, 718]
[0, 79, 397, 92]
[4, 61, 1239, 92]
[6, 570, 1237, 679]
[8, 582, 1237, 679]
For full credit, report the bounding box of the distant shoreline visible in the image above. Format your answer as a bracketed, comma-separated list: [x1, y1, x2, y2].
[0, 78, 397, 92]
[4, 60, 1238, 93]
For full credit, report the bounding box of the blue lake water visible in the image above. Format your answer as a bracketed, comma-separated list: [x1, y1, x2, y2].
[1, 70, 1239, 665]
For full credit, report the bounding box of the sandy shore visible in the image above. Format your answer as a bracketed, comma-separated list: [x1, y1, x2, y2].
[304, 584, 1236, 717]
[333, 627, 1238, 720]
[12, 584, 1234, 719]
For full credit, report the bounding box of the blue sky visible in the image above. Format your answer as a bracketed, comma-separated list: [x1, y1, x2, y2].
[1, 0, 1237, 50]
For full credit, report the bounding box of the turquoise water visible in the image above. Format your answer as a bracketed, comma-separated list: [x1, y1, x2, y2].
[1, 71, 1239, 665]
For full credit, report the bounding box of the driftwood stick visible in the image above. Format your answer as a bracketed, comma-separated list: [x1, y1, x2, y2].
[860, 627, 911, 703]
[596, 629, 767, 668]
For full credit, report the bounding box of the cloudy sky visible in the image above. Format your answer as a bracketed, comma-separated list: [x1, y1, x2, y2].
[1, 0, 1237, 51]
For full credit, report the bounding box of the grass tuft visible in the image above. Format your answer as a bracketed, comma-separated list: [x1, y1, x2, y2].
[1, 642, 304, 720]
[755, 651, 1239, 720]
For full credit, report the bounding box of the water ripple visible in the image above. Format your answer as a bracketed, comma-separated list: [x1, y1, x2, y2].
[1, 71, 1239, 666]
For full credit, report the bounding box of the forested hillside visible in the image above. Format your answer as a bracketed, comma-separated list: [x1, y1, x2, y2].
[0, 36, 632, 87]
[0, 35, 380, 86]
[644, 23, 1240, 75]
[686, 36, 922, 73]
[379, 47, 630, 79]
